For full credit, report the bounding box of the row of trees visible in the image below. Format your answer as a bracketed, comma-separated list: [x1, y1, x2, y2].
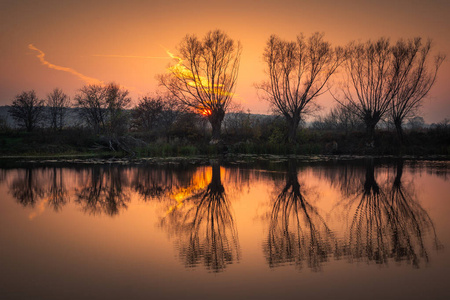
[7, 30, 445, 147]
[161, 30, 444, 145]
[8, 89, 70, 132]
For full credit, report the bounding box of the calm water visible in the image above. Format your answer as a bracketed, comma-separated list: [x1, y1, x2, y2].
[0, 158, 449, 300]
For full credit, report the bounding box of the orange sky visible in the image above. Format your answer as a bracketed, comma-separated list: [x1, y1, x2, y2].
[0, 0, 449, 122]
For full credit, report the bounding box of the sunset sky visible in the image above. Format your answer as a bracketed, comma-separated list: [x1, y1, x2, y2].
[0, 0, 449, 123]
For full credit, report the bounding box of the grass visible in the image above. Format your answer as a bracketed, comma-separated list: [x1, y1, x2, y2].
[1, 126, 449, 159]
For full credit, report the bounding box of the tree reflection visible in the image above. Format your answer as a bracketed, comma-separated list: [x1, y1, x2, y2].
[387, 160, 442, 265]
[342, 159, 440, 267]
[75, 167, 130, 216]
[132, 169, 167, 201]
[131, 166, 196, 202]
[161, 162, 240, 272]
[9, 167, 69, 215]
[9, 168, 45, 207]
[264, 160, 336, 271]
[47, 167, 68, 211]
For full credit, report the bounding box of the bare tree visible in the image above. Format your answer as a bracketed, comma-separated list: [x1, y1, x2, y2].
[257, 33, 346, 143]
[132, 95, 165, 131]
[159, 30, 242, 142]
[8, 90, 45, 132]
[390, 38, 445, 142]
[75, 83, 130, 135]
[335, 38, 399, 146]
[104, 82, 131, 136]
[46, 88, 70, 130]
[131, 94, 181, 139]
[75, 84, 107, 134]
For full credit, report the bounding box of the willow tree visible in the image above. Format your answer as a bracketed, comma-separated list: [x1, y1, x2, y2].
[390, 38, 445, 142]
[336, 38, 398, 146]
[159, 30, 242, 142]
[257, 33, 346, 143]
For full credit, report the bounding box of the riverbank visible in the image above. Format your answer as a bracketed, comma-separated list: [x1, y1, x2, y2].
[1, 125, 449, 158]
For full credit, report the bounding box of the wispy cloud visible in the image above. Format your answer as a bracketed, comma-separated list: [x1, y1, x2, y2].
[28, 44, 103, 85]
[92, 54, 170, 59]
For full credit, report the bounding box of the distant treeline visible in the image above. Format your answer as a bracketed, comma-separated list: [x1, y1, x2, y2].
[0, 99, 449, 157]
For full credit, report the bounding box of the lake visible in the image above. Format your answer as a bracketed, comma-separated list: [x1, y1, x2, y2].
[0, 157, 449, 300]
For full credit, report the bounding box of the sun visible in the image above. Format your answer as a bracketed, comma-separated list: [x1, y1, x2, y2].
[200, 108, 212, 116]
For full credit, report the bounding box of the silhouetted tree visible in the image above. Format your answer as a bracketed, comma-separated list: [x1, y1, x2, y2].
[335, 38, 398, 146]
[390, 38, 445, 142]
[104, 83, 131, 136]
[131, 94, 180, 139]
[46, 88, 70, 130]
[75, 84, 108, 134]
[8, 90, 45, 132]
[257, 33, 346, 143]
[132, 95, 165, 131]
[159, 30, 242, 142]
[75, 83, 130, 135]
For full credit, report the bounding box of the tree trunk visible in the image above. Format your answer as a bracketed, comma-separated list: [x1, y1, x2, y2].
[208, 109, 225, 143]
[364, 113, 380, 147]
[394, 118, 404, 144]
[287, 114, 301, 144]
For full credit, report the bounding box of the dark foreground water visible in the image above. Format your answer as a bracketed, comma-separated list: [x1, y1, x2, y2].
[0, 158, 449, 300]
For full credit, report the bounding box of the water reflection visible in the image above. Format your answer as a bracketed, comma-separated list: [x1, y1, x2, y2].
[161, 162, 240, 272]
[131, 166, 197, 202]
[264, 160, 337, 271]
[47, 167, 68, 211]
[74, 167, 131, 216]
[340, 159, 441, 267]
[9, 167, 45, 208]
[3, 159, 444, 272]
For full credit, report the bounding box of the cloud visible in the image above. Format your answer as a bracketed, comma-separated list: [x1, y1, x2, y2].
[28, 44, 103, 85]
[92, 54, 170, 59]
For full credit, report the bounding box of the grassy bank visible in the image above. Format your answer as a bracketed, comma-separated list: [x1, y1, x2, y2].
[1, 125, 449, 159]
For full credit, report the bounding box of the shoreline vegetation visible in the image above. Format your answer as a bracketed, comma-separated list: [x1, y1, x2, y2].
[0, 122, 449, 161]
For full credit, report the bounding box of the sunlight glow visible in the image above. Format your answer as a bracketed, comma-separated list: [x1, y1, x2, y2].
[166, 50, 234, 115]
[28, 198, 49, 220]
[166, 167, 212, 214]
